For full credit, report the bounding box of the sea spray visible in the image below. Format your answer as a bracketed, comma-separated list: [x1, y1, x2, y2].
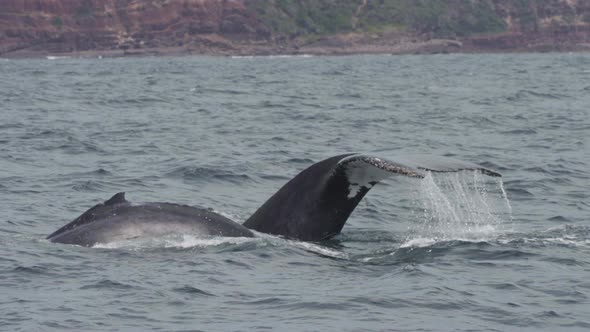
[93, 234, 257, 250]
[497, 178, 514, 225]
[403, 171, 513, 247]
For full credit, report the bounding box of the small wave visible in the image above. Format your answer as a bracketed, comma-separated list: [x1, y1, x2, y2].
[80, 279, 135, 290]
[71, 180, 110, 192]
[230, 54, 313, 59]
[103, 96, 166, 105]
[0, 122, 24, 130]
[399, 237, 437, 248]
[286, 157, 315, 164]
[288, 240, 348, 259]
[501, 237, 590, 248]
[19, 129, 62, 140]
[39, 138, 107, 155]
[167, 166, 253, 184]
[499, 128, 538, 135]
[399, 232, 495, 249]
[505, 188, 534, 197]
[499, 225, 590, 248]
[458, 115, 500, 126]
[335, 92, 363, 99]
[472, 160, 510, 172]
[322, 70, 346, 76]
[191, 87, 247, 95]
[12, 265, 52, 275]
[259, 101, 288, 108]
[547, 215, 571, 222]
[94, 70, 113, 76]
[523, 166, 547, 173]
[93, 168, 111, 176]
[507, 89, 568, 102]
[172, 286, 215, 297]
[258, 174, 290, 181]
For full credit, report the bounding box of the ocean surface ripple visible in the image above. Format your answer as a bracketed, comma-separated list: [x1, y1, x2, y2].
[1, 53, 589, 331]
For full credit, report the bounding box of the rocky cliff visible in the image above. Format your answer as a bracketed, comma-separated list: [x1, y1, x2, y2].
[1, 0, 589, 57]
[0, 0, 270, 56]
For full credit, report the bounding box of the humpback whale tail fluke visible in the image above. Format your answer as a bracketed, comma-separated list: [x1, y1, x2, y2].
[243, 154, 500, 241]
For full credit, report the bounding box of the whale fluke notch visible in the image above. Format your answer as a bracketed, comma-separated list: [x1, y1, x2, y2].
[47, 192, 129, 240]
[243, 153, 500, 241]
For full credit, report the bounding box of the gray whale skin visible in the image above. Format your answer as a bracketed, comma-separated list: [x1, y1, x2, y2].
[47, 153, 500, 246]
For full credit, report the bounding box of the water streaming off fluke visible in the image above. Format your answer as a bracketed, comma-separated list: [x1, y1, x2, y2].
[403, 172, 513, 247]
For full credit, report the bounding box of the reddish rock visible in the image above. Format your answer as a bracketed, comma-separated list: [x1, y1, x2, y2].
[0, 0, 269, 55]
[1, 0, 589, 57]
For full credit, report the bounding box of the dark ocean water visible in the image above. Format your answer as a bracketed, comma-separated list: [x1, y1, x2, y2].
[0, 53, 588, 331]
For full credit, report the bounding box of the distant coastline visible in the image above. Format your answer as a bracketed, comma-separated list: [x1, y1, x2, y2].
[2, 0, 590, 59]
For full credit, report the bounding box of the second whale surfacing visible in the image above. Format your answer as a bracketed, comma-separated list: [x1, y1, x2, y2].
[47, 154, 501, 246]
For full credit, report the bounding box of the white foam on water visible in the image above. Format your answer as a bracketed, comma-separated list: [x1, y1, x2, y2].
[401, 171, 513, 247]
[46, 55, 71, 60]
[93, 234, 256, 250]
[399, 237, 437, 248]
[231, 54, 313, 59]
[497, 225, 590, 248]
[92, 231, 347, 258]
[288, 240, 348, 259]
[251, 231, 348, 259]
[163, 235, 255, 249]
[267, 54, 313, 59]
[498, 237, 590, 248]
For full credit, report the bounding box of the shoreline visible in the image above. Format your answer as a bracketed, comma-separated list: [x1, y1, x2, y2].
[3, 38, 590, 60]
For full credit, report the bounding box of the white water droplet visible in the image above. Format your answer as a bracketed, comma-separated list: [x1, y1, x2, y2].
[402, 171, 513, 246]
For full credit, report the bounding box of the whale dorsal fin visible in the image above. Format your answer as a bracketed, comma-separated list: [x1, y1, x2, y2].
[243, 154, 500, 241]
[105, 192, 127, 205]
[47, 192, 129, 240]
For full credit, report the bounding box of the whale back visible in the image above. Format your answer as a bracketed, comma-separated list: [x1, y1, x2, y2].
[47, 192, 254, 246]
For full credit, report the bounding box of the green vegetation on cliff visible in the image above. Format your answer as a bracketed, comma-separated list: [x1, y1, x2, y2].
[247, 0, 507, 37]
[248, 0, 363, 35]
[359, 0, 505, 36]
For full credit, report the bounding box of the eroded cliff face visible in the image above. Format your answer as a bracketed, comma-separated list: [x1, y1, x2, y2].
[0, 0, 269, 55]
[464, 0, 590, 51]
[1, 0, 589, 57]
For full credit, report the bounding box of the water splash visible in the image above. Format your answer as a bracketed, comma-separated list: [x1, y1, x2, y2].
[92, 232, 347, 258]
[499, 225, 590, 248]
[498, 179, 514, 225]
[288, 240, 348, 259]
[93, 234, 256, 250]
[403, 171, 513, 246]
